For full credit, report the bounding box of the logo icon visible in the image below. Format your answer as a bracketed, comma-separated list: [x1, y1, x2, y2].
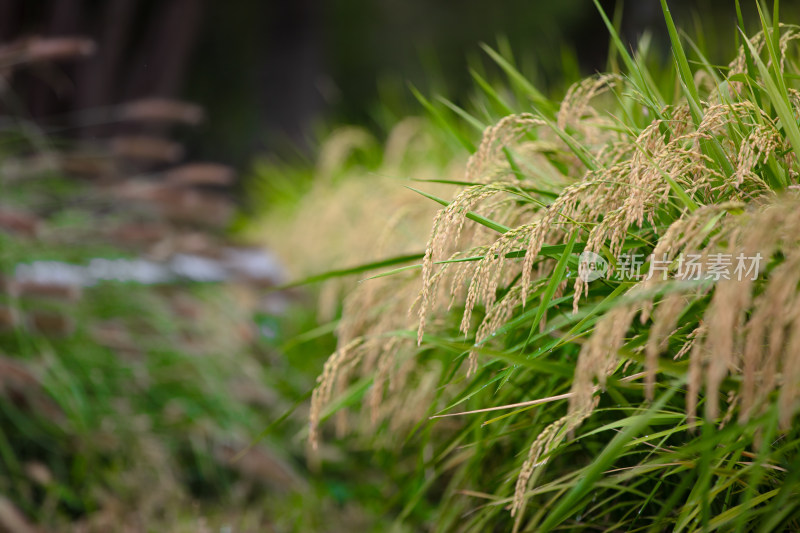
[578, 251, 608, 282]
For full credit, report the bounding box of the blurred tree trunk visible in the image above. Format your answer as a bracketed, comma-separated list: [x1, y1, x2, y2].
[260, 0, 324, 152]
[125, 0, 202, 100]
[0, 0, 202, 127]
[76, 0, 137, 110]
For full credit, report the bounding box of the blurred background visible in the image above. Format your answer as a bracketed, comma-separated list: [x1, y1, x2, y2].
[1, 0, 783, 166]
[1, 1, 799, 531]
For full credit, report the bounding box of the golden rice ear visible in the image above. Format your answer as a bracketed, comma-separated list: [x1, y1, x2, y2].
[466, 285, 524, 376]
[415, 113, 560, 345]
[733, 122, 783, 187]
[382, 117, 427, 171]
[511, 416, 567, 519]
[368, 338, 400, 425]
[569, 302, 639, 418]
[465, 114, 544, 184]
[574, 195, 800, 429]
[461, 223, 534, 336]
[418, 184, 502, 344]
[309, 338, 364, 451]
[511, 395, 599, 525]
[417, 107, 605, 348]
[779, 302, 800, 430]
[645, 292, 688, 400]
[314, 126, 375, 181]
[557, 74, 620, 143]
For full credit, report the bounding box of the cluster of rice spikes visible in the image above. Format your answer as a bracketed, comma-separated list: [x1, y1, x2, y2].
[417, 95, 789, 377]
[307, 4, 800, 531]
[252, 119, 459, 322]
[569, 195, 800, 425]
[308, 270, 426, 449]
[257, 120, 460, 449]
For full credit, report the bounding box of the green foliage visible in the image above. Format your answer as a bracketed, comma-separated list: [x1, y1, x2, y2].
[0, 159, 406, 531]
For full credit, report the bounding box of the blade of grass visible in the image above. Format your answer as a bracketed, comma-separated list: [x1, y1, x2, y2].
[405, 186, 511, 233]
[276, 252, 424, 289]
[661, 0, 702, 123]
[409, 83, 475, 152]
[522, 232, 578, 352]
[740, 14, 800, 165]
[536, 381, 681, 531]
[593, 0, 664, 110]
[436, 96, 487, 132]
[363, 242, 587, 281]
[480, 43, 555, 115]
[470, 68, 515, 116]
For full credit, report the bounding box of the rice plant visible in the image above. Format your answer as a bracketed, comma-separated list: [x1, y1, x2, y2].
[306, 1, 800, 530]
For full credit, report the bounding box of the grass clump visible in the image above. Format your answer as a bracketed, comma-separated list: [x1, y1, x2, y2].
[304, 2, 800, 530]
